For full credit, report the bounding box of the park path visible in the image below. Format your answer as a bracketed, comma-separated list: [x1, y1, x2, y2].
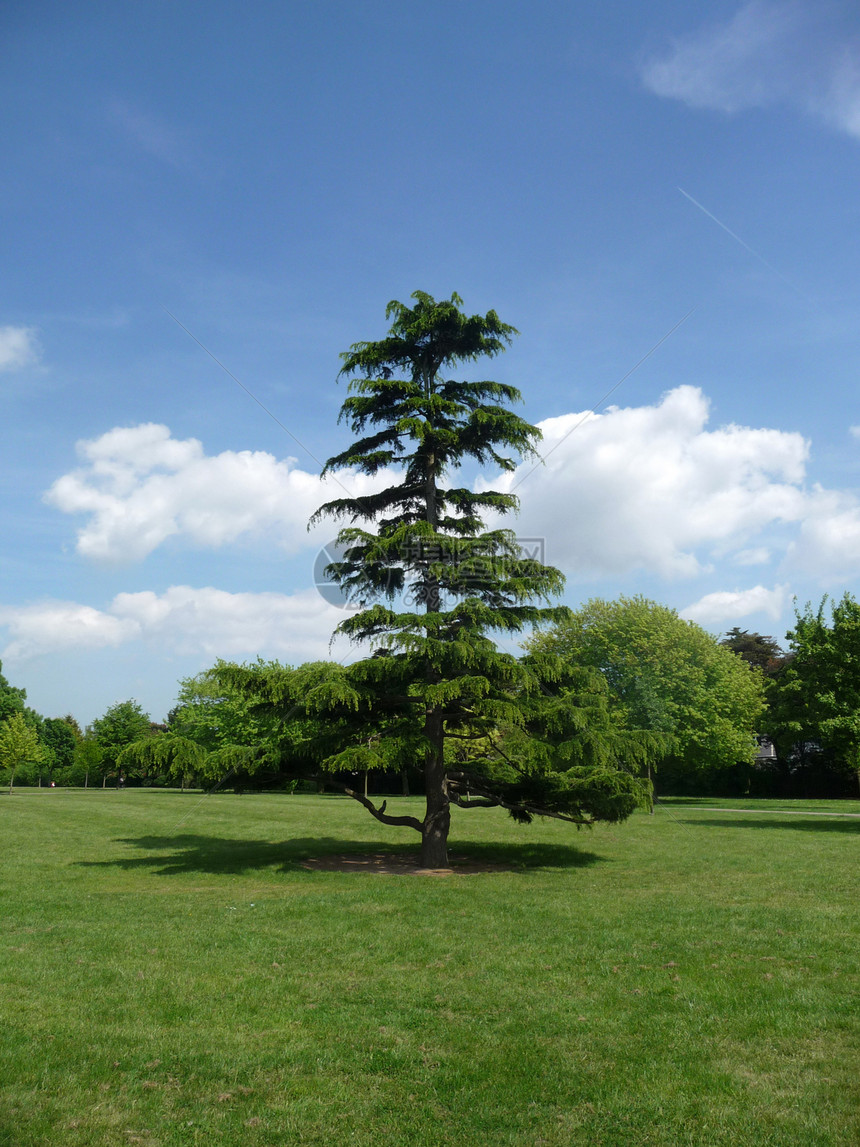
[668, 806, 860, 818]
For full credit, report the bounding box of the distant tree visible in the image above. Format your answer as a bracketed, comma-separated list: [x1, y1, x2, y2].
[527, 597, 766, 784]
[767, 594, 860, 795]
[720, 628, 786, 675]
[41, 718, 77, 777]
[0, 661, 27, 725]
[0, 712, 44, 792]
[60, 714, 84, 740]
[72, 730, 104, 788]
[91, 700, 152, 782]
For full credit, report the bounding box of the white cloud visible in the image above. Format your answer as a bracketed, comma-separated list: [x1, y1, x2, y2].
[483, 385, 808, 579]
[0, 326, 39, 372]
[787, 486, 860, 582]
[680, 583, 790, 624]
[0, 586, 350, 663]
[641, 2, 860, 141]
[0, 602, 139, 658]
[810, 46, 860, 137]
[45, 423, 394, 564]
[733, 546, 772, 565]
[43, 392, 860, 599]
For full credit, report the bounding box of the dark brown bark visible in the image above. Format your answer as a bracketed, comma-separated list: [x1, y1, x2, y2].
[336, 781, 422, 830]
[419, 429, 450, 867]
[421, 706, 450, 866]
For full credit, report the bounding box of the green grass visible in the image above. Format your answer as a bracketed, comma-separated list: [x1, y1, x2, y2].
[660, 796, 860, 813]
[1, 790, 858, 1146]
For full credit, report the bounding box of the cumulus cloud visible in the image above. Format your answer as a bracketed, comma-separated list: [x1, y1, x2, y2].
[0, 586, 350, 663]
[787, 486, 860, 582]
[483, 385, 808, 579]
[43, 391, 860, 601]
[680, 583, 790, 624]
[0, 326, 39, 372]
[45, 423, 393, 564]
[733, 546, 772, 565]
[640, 2, 860, 141]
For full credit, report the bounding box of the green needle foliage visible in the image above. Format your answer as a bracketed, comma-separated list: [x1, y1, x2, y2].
[285, 290, 652, 864]
[118, 669, 284, 790]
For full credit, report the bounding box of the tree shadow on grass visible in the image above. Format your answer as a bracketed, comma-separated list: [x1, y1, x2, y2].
[446, 840, 603, 870]
[681, 817, 860, 834]
[75, 834, 602, 876]
[78, 836, 357, 876]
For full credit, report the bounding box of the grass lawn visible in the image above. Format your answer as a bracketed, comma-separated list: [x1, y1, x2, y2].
[1, 790, 857, 1146]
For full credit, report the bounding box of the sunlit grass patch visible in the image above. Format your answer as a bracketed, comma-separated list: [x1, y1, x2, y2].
[0, 789, 857, 1145]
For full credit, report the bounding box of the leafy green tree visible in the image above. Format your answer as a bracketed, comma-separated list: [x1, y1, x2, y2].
[527, 596, 766, 784]
[768, 594, 860, 795]
[72, 730, 104, 788]
[0, 661, 27, 725]
[41, 718, 77, 777]
[267, 290, 652, 865]
[116, 667, 282, 789]
[91, 700, 152, 782]
[0, 712, 44, 792]
[168, 666, 276, 754]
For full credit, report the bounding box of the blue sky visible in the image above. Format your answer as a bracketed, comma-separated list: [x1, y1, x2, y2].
[3, 0, 860, 724]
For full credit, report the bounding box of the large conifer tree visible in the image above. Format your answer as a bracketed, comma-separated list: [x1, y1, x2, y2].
[309, 291, 647, 866]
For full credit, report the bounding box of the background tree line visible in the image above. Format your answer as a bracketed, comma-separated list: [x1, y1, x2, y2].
[0, 677, 154, 790]
[4, 590, 858, 800]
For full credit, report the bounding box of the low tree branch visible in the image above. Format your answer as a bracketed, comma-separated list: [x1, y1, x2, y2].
[447, 771, 590, 826]
[323, 777, 422, 831]
[448, 791, 499, 809]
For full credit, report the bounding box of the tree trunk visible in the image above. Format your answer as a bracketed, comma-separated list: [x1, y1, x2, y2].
[421, 707, 450, 867]
[419, 417, 450, 867]
[401, 768, 409, 796]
